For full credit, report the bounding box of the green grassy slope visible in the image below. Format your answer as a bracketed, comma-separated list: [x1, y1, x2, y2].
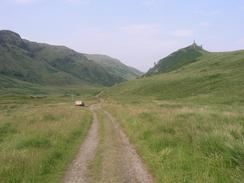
[103, 47, 244, 182]
[106, 49, 244, 105]
[0, 30, 125, 87]
[85, 54, 143, 80]
[147, 43, 207, 76]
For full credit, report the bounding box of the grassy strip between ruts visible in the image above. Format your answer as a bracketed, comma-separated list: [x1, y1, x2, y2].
[103, 100, 244, 183]
[0, 100, 92, 183]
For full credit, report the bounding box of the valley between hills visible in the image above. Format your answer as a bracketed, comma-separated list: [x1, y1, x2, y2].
[0, 30, 244, 183]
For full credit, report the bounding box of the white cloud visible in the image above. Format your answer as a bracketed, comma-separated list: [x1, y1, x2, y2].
[142, 0, 158, 11]
[235, 38, 244, 46]
[143, 0, 156, 6]
[66, 0, 92, 4]
[193, 9, 221, 16]
[119, 24, 161, 38]
[173, 29, 194, 38]
[15, 0, 36, 3]
[14, 0, 92, 4]
[199, 22, 211, 28]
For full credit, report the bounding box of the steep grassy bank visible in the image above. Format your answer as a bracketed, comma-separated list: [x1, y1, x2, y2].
[0, 95, 93, 183]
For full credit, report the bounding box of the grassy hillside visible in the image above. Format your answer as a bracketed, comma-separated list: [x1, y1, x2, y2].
[0, 30, 125, 87]
[102, 47, 244, 182]
[106, 49, 244, 105]
[147, 43, 207, 76]
[85, 54, 143, 80]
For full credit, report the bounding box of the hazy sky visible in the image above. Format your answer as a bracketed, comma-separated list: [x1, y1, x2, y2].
[1, 0, 244, 71]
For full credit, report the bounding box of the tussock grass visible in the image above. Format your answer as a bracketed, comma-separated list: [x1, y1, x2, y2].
[104, 101, 244, 183]
[101, 48, 244, 182]
[105, 50, 244, 106]
[0, 99, 92, 183]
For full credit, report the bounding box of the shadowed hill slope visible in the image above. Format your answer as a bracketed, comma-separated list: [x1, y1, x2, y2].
[0, 30, 135, 87]
[85, 54, 143, 80]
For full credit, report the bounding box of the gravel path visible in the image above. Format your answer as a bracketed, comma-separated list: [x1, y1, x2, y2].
[63, 104, 99, 183]
[63, 104, 154, 183]
[101, 110, 154, 183]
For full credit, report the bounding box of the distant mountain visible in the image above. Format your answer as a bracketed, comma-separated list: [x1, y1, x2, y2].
[85, 54, 143, 80]
[0, 30, 139, 87]
[146, 43, 207, 76]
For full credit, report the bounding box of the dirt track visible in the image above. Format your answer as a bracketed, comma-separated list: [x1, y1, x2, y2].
[63, 104, 154, 183]
[63, 105, 99, 183]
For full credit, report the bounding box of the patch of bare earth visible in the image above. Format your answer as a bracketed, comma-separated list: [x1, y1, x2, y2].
[63, 104, 99, 183]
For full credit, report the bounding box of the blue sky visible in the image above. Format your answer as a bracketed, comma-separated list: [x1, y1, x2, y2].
[1, 0, 244, 71]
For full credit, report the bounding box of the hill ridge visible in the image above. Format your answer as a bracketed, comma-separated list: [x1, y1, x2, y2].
[85, 54, 143, 80]
[0, 30, 141, 87]
[106, 45, 244, 105]
[146, 42, 208, 76]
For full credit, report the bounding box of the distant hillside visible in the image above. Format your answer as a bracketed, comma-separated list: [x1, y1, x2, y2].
[0, 30, 130, 87]
[105, 46, 244, 105]
[147, 43, 207, 76]
[85, 54, 143, 80]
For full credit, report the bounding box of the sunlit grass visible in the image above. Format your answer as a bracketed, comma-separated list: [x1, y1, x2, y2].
[0, 99, 92, 183]
[104, 100, 244, 183]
